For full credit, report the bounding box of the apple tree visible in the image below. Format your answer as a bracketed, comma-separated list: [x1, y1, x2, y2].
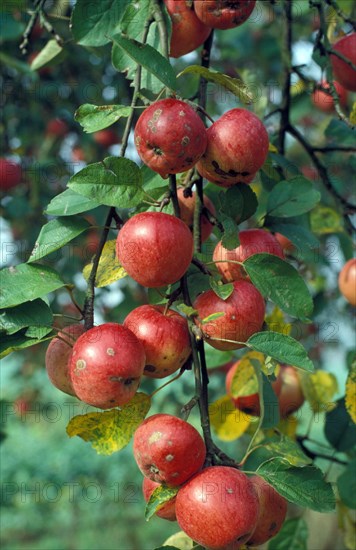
[1, 1, 356, 548]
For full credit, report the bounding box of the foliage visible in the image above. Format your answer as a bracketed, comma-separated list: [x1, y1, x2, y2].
[1, 0, 355, 548]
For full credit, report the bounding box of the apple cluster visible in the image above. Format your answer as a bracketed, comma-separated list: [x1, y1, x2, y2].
[134, 413, 287, 548]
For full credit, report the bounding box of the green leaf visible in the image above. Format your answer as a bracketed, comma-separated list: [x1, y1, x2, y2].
[267, 517, 308, 550]
[74, 104, 131, 133]
[25, 326, 52, 339]
[201, 312, 225, 324]
[45, 189, 100, 216]
[112, 33, 176, 91]
[28, 217, 91, 262]
[219, 185, 258, 224]
[0, 13, 25, 40]
[267, 223, 319, 257]
[0, 264, 65, 309]
[243, 254, 313, 321]
[0, 330, 54, 359]
[68, 157, 144, 208]
[0, 299, 53, 335]
[337, 461, 356, 509]
[260, 436, 312, 467]
[325, 398, 356, 452]
[221, 216, 239, 250]
[247, 332, 314, 372]
[209, 277, 234, 301]
[325, 119, 355, 146]
[145, 485, 178, 521]
[177, 66, 252, 104]
[71, 0, 130, 47]
[256, 458, 336, 512]
[66, 393, 151, 455]
[30, 40, 64, 70]
[0, 51, 36, 75]
[266, 177, 321, 218]
[260, 372, 280, 429]
[176, 304, 197, 317]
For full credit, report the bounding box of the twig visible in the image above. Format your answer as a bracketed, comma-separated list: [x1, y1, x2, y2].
[324, 0, 356, 30]
[278, 0, 293, 155]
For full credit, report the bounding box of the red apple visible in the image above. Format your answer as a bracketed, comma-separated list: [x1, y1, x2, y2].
[164, 0, 211, 58]
[69, 323, 145, 409]
[274, 232, 295, 254]
[0, 158, 22, 191]
[177, 187, 216, 242]
[193, 280, 265, 351]
[46, 118, 69, 137]
[93, 129, 120, 148]
[312, 80, 348, 112]
[338, 258, 356, 306]
[134, 99, 208, 178]
[124, 305, 191, 378]
[45, 324, 85, 396]
[175, 466, 259, 549]
[142, 477, 177, 521]
[331, 33, 356, 92]
[226, 360, 282, 416]
[133, 414, 206, 486]
[278, 365, 305, 418]
[71, 146, 86, 162]
[247, 475, 288, 546]
[213, 229, 284, 282]
[196, 109, 269, 186]
[116, 212, 194, 288]
[194, 0, 256, 29]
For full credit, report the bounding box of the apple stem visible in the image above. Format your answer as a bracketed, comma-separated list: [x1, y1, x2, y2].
[169, 174, 181, 218]
[150, 370, 184, 398]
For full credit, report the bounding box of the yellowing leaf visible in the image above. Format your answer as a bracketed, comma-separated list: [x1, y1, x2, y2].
[262, 436, 312, 467]
[291, 79, 306, 96]
[82, 240, 127, 287]
[230, 351, 265, 398]
[300, 371, 338, 413]
[269, 143, 278, 153]
[145, 485, 178, 521]
[350, 101, 356, 125]
[310, 205, 343, 235]
[345, 363, 356, 423]
[66, 392, 151, 454]
[265, 305, 292, 336]
[209, 395, 252, 441]
[162, 531, 195, 549]
[274, 415, 299, 439]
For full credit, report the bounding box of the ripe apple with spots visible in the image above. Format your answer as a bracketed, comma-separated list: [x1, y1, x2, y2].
[194, 0, 256, 29]
[175, 466, 259, 549]
[124, 305, 191, 379]
[194, 280, 265, 351]
[226, 360, 282, 416]
[164, 0, 211, 58]
[142, 477, 177, 521]
[116, 211, 194, 288]
[69, 323, 145, 409]
[0, 158, 22, 191]
[338, 258, 356, 306]
[247, 475, 287, 546]
[45, 324, 85, 396]
[312, 80, 348, 113]
[213, 229, 284, 283]
[331, 33, 356, 91]
[196, 109, 269, 186]
[133, 414, 206, 486]
[134, 98, 208, 178]
[278, 365, 305, 418]
[177, 187, 216, 242]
